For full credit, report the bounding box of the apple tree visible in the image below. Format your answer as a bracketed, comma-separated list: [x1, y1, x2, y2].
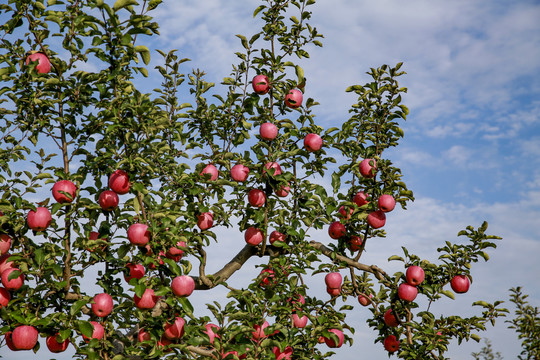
[0, 0, 508, 359]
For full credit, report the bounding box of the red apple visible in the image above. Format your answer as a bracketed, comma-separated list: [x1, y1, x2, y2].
[134, 288, 159, 309]
[46, 333, 70, 353]
[259, 268, 275, 287]
[338, 206, 353, 220]
[289, 294, 305, 309]
[304, 133, 323, 152]
[357, 293, 372, 306]
[231, 164, 249, 182]
[0, 234, 11, 255]
[260, 122, 278, 141]
[5, 331, 17, 351]
[325, 272, 342, 288]
[158, 334, 173, 349]
[245, 227, 263, 246]
[0, 254, 14, 274]
[25, 52, 51, 74]
[165, 241, 186, 261]
[98, 190, 119, 211]
[383, 335, 400, 353]
[284, 89, 303, 108]
[138, 328, 151, 343]
[384, 309, 399, 327]
[171, 275, 195, 297]
[251, 321, 270, 341]
[378, 194, 396, 212]
[450, 275, 470, 294]
[367, 210, 386, 228]
[348, 235, 363, 251]
[52, 180, 77, 203]
[124, 263, 145, 282]
[204, 323, 220, 344]
[1, 268, 24, 290]
[248, 189, 266, 207]
[92, 293, 113, 317]
[359, 158, 377, 178]
[406, 266, 425, 286]
[164, 316, 185, 340]
[88, 231, 108, 252]
[353, 191, 369, 207]
[201, 164, 218, 181]
[324, 329, 344, 348]
[273, 345, 293, 360]
[11, 325, 38, 350]
[127, 223, 150, 246]
[275, 184, 290, 197]
[398, 283, 418, 302]
[83, 321, 104, 342]
[269, 230, 286, 245]
[292, 313, 308, 328]
[109, 169, 130, 195]
[27, 207, 52, 231]
[0, 286, 10, 308]
[197, 212, 214, 230]
[326, 287, 341, 297]
[252, 74, 270, 95]
[263, 161, 282, 176]
[328, 221, 346, 239]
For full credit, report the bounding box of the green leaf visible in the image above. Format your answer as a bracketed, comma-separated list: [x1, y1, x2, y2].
[78, 321, 94, 338]
[295, 65, 304, 84]
[441, 290, 455, 300]
[113, 0, 138, 11]
[71, 299, 89, 316]
[253, 5, 265, 17]
[387, 255, 404, 262]
[34, 248, 45, 266]
[178, 296, 194, 314]
[134, 45, 151, 65]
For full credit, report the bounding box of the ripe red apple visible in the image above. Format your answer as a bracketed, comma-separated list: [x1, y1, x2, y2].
[0, 254, 14, 274]
[328, 221, 346, 239]
[0, 286, 11, 308]
[98, 190, 119, 211]
[359, 158, 377, 178]
[398, 283, 418, 302]
[134, 288, 159, 309]
[348, 235, 363, 251]
[384, 309, 399, 327]
[273, 345, 293, 360]
[326, 287, 341, 297]
[231, 164, 249, 182]
[251, 321, 270, 341]
[204, 323, 220, 344]
[0, 234, 11, 255]
[11, 325, 38, 350]
[324, 329, 344, 348]
[269, 230, 286, 245]
[27, 207, 52, 231]
[367, 210, 386, 228]
[127, 223, 150, 246]
[83, 321, 104, 342]
[88, 231, 108, 252]
[109, 169, 130, 194]
[124, 263, 145, 282]
[1, 268, 24, 291]
[158, 334, 173, 349]
[325, 272, 342, 289]
[383, 335, 400, 353]
[25, 52, 51, 74]
[200, 164, 218, 181]
[252, 74, 270, 95]
[260, 122, 278, 140]
[138, 328, 151, 343]
[353, 191, 369, 207]
[263, 161, 282, 176]
[450, 275, 470, 293]
[259, 268, 275, 287]
[292, 313, 308, 328]
[245, 227, 263, 246]
[378, 194, 396, 212]
[284, 88, 303, 108]
[197, 212, 214, 230]
[275, 184, 290, 197]
[164, 316, 185, 340]
[46, 333, 70, 353]
[5, 331, 17, 351]
[357, 293, 373, 306]
[52, 180, 77, 203]
[171, 275, 195, 297]
[92, 293, 113, 317]
[248, 189, 266, 207]
[304, 133, 323, 152]
[406, 265, 425, 286]
[289, 294, 305, 309]
[338, 206, 353, 220]
[165, 241, 186, 261]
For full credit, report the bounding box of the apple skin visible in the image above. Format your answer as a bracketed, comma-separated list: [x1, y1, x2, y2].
[398, 283, 418, 302]
[248, 189, 266, 207]
[52, 180, 77, 203]
[263, 161, 282, 176]
[127, 223, 150, 246]
[197, 212, 214, 230]
[275, 184, 290, 197]
[109, 169, 130, 194]
[46, 333, 70, 353]
[260, 122, 278, 140]
[384, 309, 399, 327]
[0, 286, 11, 308]
[83, 321, 104, 342]
[450, 275, 470, 293]
[1, 268, 24, 291]
[201, 164, 218, 181]
[171, 275, 195, 297]
[338, 206, 353, 220]
[27, 207, 52, 231]
[304, 133, 323, 152]
[0, 234, 11, 255]
[251, 321, 270, 341]
[357, 293, 372, 306]
[245, 227, 264, 246]
[252, 74, 270, 95]
[138, 328, 151, 343]
[164, 316, 186, 340]
[348, 235, 363, 252]
[383, 335, 400, 353]
[5, 331, 17, 351]
[273, 345, 293, 360]
[134, 288, 159, 309]
[11, 325, 39, 350]
[25, 52, 51, 74]
[92, 293, 114, 317]
[124, 263, 145, 282]
[269, 230, 286, 245]
[98, 190, 119, 211]
[284, 89, 303, 108]
[292, 313, 308, 328]
[88, 231, 108, 252]
[353, 191, 369, 207]
[0, 254, 14, 274]
[230, 164, 249, 182]
[325, 272, 342, 288]
[326, 286, 341, 297]
[378, 194, 396, 212]
[324, 329, 344, 348]
[204, 323, 220, 344]
[367, 210, 386, 228]
[328, 221, 346, 239]
[165, 241, 186, 262]
[259, 268, 275, 287]
[406, 266, 425, 286]
[359, 158, 377, 178]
